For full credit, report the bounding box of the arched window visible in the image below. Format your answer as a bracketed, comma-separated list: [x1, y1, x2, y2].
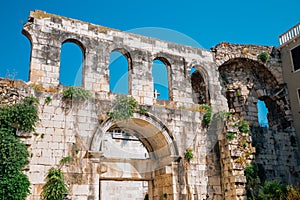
[152, 59, 169, 100]
[190, 67, 209, 104]
[21, 34, 31, 81]
[109, 51, 130, 94]
[257, 99, 269, 128]
[60, 41, 83, 86]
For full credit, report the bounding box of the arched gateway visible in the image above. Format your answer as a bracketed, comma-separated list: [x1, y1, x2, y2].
[89, 113, 179, 199]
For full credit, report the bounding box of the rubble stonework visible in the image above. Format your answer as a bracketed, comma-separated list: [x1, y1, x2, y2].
[0, 10, 299, 200]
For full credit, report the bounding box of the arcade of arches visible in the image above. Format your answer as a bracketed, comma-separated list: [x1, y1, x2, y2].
[9, 10, 299, 200]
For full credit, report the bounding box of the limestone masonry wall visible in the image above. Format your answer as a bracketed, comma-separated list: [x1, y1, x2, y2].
[0, 10, 299, 200]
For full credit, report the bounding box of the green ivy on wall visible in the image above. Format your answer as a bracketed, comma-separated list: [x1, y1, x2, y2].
[0, 96, 39, 200]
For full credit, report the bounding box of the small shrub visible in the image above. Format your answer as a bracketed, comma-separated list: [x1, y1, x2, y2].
[138, 107, 148, 114]
[238, 120, 250, 134]
[258, 181, 286, 200]
[200, 104, 212, 127]
[42, 167, 68, 200]
[108, 96, 138, 121]
[245, 164, 260, 199]
[0, 97, 39, 132]
[257, 51, 269, 63]
[184, 148, 194, 162]
[226, 132, 236, 140]
[62, 86, 92, 100]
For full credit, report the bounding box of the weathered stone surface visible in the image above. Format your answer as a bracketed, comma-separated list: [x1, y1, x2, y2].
[0, 10, 297, 200]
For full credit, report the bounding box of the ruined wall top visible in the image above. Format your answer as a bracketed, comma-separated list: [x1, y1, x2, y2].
[23, 10, 228, 109]
[25, 10, 212, 58]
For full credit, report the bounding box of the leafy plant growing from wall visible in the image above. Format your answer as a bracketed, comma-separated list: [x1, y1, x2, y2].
[237, 120, 250, 134]
[0, 96, 39, 132]
[62, 86, 92, 100]
[0, 97, 39, 199]
[258, 180, 287, 200]
[226, 132, 236, 140]
[0, 128, 31, 200]
[200, 104, 212, 127]
[41, 167, 68, 200]
[45, 96, 52, 105]
[108, 96, 138, 121]
[257, 51, 269, 63]
[184, 148, 194, 162]
[244, 164, 260, 199]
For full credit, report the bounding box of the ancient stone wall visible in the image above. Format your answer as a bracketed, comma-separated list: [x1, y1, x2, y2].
[0, 10, 299, 200]
[23, 10, 226, 111]
[214, 43, 300, 185]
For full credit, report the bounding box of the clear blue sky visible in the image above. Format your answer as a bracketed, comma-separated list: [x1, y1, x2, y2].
[0, 0, 299, 81]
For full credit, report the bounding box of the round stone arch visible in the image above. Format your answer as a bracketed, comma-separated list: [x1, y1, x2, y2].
[189, 65, 211, 104]
[218, 57, 291, 129]
[214, 43, 283, 84]
[61, 38, 86, 57]
[90, 113, 180, 199]
[90, 112, 179, 161]
[151, 56, 173, 101]
[108, 47, 133, 94]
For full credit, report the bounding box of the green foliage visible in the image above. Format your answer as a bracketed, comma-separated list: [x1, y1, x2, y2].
[0, 171, 30, 200]
[0, 97, 39, 132]
[45, 96, 52, 105]
[258, 181, 286, 200]
[108, 96, 138, 121]
[257, 51, 269, 63]
[138, 107, 148, 114]
[42, 167, 68, 200]
[245, 165, 260, 199]
[200, 104, 212, 127]
[0, 128, 30, 199]
[238, 120, 250, 134]
[62, 86, 92, 100]
[60, 156, 72, 164]
[0, 97, 39, 199]
[215, 110, 233, 121]
[0, 129, 29, 174]
[184, 148, 194, 162]
[245, 165, 300, 200]
[226, 132, 236, 140]
[163, 193, 168, 198]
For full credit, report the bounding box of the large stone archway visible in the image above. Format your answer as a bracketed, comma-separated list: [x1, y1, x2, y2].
[89, 113, 179, 200]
